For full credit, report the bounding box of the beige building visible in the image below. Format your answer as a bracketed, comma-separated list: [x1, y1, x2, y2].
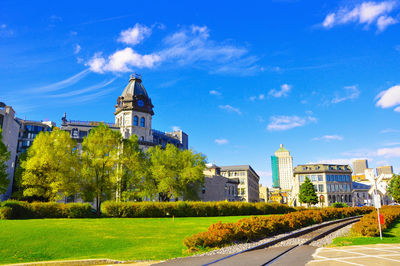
[200, 165, 239, 202]
[220, 165, 260, 202]
[0, 103, 20, 200]
[293, 164, 353, 207]
[259, 184, 270, 202]
[377, 166, 393, 176]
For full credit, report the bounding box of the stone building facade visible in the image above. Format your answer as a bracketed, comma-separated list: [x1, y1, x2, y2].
[220, 165, 260, 202]
[0, 103, 20, 200]
[293, 164, 353, 207]
[200, 164, 239, 201]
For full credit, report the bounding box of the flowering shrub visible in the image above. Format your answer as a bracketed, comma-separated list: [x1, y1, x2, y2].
[0, 200, 94, 219]
[351, 206, 400, 237]
[183, 207, 373, 250]
[101, 201, 296, 218]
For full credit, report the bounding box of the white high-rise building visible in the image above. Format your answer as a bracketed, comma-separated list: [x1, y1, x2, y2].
[271, 144, 293, 190]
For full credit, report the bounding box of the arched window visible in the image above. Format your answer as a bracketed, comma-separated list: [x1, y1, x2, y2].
[140, 136, 144, 141]
[140, 117, 145, 127]
[134, 116, 138, 126]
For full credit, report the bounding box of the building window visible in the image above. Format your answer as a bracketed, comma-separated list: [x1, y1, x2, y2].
[72, 128, 79, 138]
[319, 184, 324, 192]
[0, 114, 3, 128]
[140, 117, 145, 127]
[140, 136, 144, 141]
[134, 116, 138, 126]
[347, 175, 350, 182]
[311, 175, 317, 182]
[202, 187, 206, 194]
[335, 175, 338, 181]
[318, 175, 323, 181]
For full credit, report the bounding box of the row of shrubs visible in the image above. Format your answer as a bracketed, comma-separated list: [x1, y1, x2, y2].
[0, 200, 94, 219]
[351, 206, 400, 237]
[101, 201, 297, 218]
[183, 207, 374, 251]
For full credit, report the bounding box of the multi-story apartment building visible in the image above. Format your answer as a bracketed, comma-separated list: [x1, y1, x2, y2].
[61, 74, 188, 150]
[352, 182, 371, 206]
[0, 102, 20, 200]
[200, 164, 239, 202]
[377, 166, 393, 176]
[271, 144, 293, 190]
[259, 184, 270, 202]
[352, 159, 368, 181]
[293, 164, 353, 207]
[17, 119, 55, 154]
[220, 165, 260, 202]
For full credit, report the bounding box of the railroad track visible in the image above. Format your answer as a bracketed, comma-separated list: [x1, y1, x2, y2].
[202, 216, 361, 266]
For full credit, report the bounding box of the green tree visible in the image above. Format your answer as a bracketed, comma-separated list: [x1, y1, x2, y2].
[116, 134, 147, 202]
[0, 127, 10, 194]
[80, 124, 121, 214]
[388, 174, 400, 203]
[21, 129, 80, 201]
[146, 144, 206, 201]
[298, 177, 318, 207]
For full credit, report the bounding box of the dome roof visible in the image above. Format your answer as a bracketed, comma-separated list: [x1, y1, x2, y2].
[121, 74, 149, 99]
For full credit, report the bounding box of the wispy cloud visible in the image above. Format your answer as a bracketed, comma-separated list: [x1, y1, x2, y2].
[215, 138, 229, 145]
[321, 1, 398, 32]
[312, 135, 344, 141]
[63, 87, 116, 104]
[218, 104, 242, 115]
[172, 126, 181, 131]
[30, 69, 90, 93]
[269, 84, 291, 98]
[267, 115, 317, 131]
[46, 78, 116, 98]
[376, 85, 400, 111]
[118, 23, 152, 45]
[381, 128, 400, 133]
[332, 85, 360, 104]
[209, 90, 222, 96]
[86, 25, 258, 75]
[377, 147, 400, 158]
[74, 44, 81, 54]
[250, 94, 265, 101]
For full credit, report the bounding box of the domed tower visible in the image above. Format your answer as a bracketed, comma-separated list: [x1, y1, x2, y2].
[114, 74, 154, 142]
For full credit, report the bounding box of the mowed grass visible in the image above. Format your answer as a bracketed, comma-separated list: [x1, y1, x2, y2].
[0, 216, 255, 264]
[332, 219, 400, 246]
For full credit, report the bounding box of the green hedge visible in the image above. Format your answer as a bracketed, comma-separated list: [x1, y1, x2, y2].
[0, 200, 94, 219]
[101, 201, 296, 218]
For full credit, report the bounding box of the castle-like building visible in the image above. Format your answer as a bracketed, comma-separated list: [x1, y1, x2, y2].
[61, 74, 188, 150]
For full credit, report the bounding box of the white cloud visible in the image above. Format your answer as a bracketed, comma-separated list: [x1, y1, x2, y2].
[332, 85, 360, 104]
[215, 139, 229, 145]
[377, 147, 400, 158]
[209, 90, 221, 96]
[46, 78, 116, 98]
[376, 85, 400, 111]
[87, 24, 257, 74]
[118, 24, 152, 45]
[87, 48, 161, 73]
[377, 15, 398, 31]
[74, 44, 81, 54]
[267, 115, 317, 131]
[381, 128, 400, 133]
[250, 94, 265, 101]
[269, 84, 291, 98]
[218, 104, 242, 115]
[312, 135, 344, 141]
[172, 126, 181, 131]
[322, 1, 398, 31]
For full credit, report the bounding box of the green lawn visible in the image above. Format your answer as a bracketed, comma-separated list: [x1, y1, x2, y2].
[0, 216, 254, 265]
[332, 219, 400, 246]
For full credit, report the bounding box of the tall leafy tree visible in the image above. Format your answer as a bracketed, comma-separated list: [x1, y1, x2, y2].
[388, 174, 400, 203]
[21, 129, 80, 201]
[146, 144, 206, 201]
[80, 124, 121, 213]
[298, 177, 318, 207]
[0, 127, 10, 194]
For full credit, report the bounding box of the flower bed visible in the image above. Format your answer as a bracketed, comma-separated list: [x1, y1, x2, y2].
[183, 207, 373, 251]
[351, 206, 400, 237]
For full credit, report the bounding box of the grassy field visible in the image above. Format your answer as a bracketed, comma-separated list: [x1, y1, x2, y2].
[0, 215, 255, 264]
[332, 219, 400, 246]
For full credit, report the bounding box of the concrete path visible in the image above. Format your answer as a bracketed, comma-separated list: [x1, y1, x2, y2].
[307, 244, 400, 265]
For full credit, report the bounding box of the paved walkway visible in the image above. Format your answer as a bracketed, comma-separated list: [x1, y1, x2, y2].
[307, 244, 400, 265]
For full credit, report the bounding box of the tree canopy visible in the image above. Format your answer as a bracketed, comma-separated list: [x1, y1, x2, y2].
[0, 127, 10, 194]
[388, 174, 400, 203]
[298, 177, 318, 207]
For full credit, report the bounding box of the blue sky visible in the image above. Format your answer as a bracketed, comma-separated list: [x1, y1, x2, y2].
[1, 0, 400, 186]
